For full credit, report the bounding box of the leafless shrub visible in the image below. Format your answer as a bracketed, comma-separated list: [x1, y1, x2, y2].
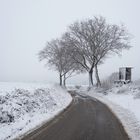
[75, 85, 81, 90]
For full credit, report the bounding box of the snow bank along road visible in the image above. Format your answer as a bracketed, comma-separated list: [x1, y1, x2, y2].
[0, 84, 72, 140]
[23, 91, 129, 140]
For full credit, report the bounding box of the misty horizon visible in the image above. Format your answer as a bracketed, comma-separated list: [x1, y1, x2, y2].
[0, 0, 140, 84]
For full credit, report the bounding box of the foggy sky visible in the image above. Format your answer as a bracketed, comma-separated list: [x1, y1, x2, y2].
[0, 0, 140, 84]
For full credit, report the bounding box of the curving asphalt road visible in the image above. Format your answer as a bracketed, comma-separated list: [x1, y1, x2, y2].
[22, 91, 129, 140]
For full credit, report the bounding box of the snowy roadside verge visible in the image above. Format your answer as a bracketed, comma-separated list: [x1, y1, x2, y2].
[0, 84, 72, 140]
[87, 85, 140, 140]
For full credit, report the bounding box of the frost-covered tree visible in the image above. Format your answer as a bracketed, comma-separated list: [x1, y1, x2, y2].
[62, 16, 131, 87]
[38, 39, 80, 86]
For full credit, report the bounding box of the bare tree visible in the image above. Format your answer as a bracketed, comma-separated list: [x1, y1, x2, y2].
[95, 64, 101, 87]
[38, 39, 80, 86]
[62, 16, 131, 87]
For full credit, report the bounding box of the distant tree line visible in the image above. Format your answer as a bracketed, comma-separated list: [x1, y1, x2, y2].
[38, 16, 132, 87]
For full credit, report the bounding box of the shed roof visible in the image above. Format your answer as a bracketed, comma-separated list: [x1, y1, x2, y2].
[119, 67, 133, 69]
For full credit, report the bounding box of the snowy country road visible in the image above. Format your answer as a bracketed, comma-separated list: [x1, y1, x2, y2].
[22, 91, 129, 140]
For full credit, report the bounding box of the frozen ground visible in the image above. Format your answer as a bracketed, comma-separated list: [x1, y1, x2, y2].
[68, 82, 140, 140]
[0, 82, 72, 140]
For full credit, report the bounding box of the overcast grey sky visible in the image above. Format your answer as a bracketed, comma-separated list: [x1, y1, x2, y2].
[0, 0, 139, 84]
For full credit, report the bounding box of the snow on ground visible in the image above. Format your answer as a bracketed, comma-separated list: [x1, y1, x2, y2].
[0, 82, 72, 140]
[0, 82, 50, 95]
[86, 83, 140, 140]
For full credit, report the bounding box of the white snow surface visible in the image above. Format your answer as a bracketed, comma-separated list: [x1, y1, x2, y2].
[86, 84, 140, 140]
[0, 82, 72, 140]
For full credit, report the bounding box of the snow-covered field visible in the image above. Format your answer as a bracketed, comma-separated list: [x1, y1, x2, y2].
[86, 83, 140, 140]
[0, 82, 72, 140]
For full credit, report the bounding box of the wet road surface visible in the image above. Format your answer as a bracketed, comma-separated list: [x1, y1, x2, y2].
[22, 91, 129, 140]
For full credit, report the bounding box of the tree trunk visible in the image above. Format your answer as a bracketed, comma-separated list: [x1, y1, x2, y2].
[95, 65, 101, 87]
[59, 73, 62, 86]
[63, 74, 66, 87]
[89, 69, 93, 87]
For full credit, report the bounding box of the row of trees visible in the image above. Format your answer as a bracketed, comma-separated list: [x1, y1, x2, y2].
[38, 16, 132, 87]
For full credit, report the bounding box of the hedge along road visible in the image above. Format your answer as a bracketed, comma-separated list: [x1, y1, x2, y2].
[22, 91, 129, 140]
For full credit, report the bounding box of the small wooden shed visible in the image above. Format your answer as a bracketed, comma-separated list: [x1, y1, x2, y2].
[119, 67, 132, 83]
